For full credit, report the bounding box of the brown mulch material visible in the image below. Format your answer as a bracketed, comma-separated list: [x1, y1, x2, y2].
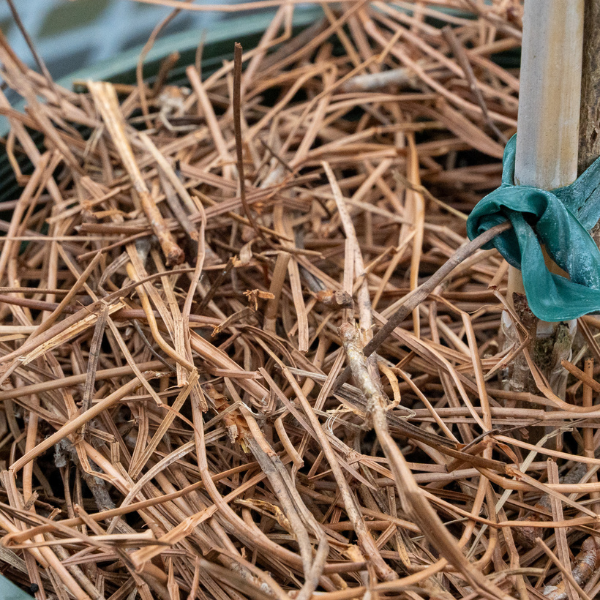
[0, 2, 598, 600]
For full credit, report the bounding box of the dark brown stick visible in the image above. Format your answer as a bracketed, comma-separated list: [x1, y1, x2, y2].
[333, 221, 511, 390]
[80, 304, 109, 435]
[233, 42, 262, 239]
[5, 0, 57, 100]
[578, 0, 600, 175]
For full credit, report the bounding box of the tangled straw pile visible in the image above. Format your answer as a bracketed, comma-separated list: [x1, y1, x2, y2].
[0, 1, 600, 599]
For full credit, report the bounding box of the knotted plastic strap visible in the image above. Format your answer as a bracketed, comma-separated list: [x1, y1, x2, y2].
[467, 135, 600, 322]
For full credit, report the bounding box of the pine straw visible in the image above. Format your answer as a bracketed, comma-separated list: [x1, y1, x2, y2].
[0, 1, 598, 599]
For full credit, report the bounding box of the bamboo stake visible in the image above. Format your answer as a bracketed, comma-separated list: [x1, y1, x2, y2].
[506, 0, 584, 395]
[514, 0, 584, 189]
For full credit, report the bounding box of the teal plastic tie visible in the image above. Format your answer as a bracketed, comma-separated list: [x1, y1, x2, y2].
[467, 135, 600, 322]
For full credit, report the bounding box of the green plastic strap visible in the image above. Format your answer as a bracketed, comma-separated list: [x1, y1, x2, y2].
[467, 135, 600, 322]
[0, 575, 34, 600]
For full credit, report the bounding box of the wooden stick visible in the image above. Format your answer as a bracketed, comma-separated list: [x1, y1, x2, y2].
[334, 221, 511, 389]
[88, 81, 184, 265]
[578, 0, 600, 175]
[233, 42, 263, 240]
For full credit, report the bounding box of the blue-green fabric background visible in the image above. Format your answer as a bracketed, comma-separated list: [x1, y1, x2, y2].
[0, 0, 229, 78]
